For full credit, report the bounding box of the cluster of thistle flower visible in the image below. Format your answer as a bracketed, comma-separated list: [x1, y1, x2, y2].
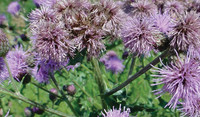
[3, 0, 200, 116]
[119, 0, 200, 116]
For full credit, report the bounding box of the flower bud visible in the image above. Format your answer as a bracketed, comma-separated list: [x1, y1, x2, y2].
[32, 107, 44, 115]
[14, 72, 31, 84]
[122, 51, 129, 59]
[63, 84, 76, 96]
[24, 107, 34, 117]
[0, 30, 9, 57]
[20, 34, 29, 41]
[49, 88, 58, 102]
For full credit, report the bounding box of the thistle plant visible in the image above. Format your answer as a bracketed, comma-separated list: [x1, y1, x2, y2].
[1, 0, 200, 117]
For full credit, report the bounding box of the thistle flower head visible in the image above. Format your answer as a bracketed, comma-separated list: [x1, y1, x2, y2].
[0, 14, 6, 25]
[30, 21, 75, 62]
[91, 0, 125, 38]
[164, 0, 185, 16]
[151, 52, 200, 109]
[0, 47, 29, 82]
[29, 6, 58, 23]
[100, 51, 124, 74]
[131, 0, 157, 18]
[169, 11, 200, 51]
[0, 30, 9, 57]
[66, 10, 106, 58]
[7, 1, 20, 15]
[54, 0, 91, 14]
[32, 59, 68, 83]
[153, 12, 173, 34]
[33, 0, 56, 8]
[121, 17, 158, 56]
[102, 105, 130, 117]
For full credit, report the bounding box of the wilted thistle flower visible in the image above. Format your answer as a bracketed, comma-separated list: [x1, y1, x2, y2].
[7, 1, 20, 16]
[100, 51, 124, 74]
[169, 11, 200, 51]
[0, 30, 9, 57]
[131, 0, 157, 18]
[62, 7, 106, 58]
[152, 12, 173, 34]
[30, 21, 74, 62]
[121, 17, 158, 56]
[102, 105, 130, 117]
[0, 47, 29, 82]
[151, 52, 200, 109]
[91, 0, 126, 38]
[0, 14, 6, 25]
[54, 0, 91, 16]
[164, 0, 185, 16]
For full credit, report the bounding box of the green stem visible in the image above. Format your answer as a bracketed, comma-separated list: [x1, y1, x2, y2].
[31, 82, 62, 99]
[3, 57, 19, 94]
[0, 87, 70, 117]
[128, 54, 136, 77]
[104, 49, 171, 96]
[92, 58, 107, 110]
[49, 73, 79, 117]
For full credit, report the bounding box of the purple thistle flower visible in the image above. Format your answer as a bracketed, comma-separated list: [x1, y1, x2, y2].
[100, 51, 124, 74]
[0, 47, 29, 82]
[7, 1, 20, 16]
[131, 0, 157, 18]
[32, 63, 50, 83]
[152, 12, 173, 34]
[121, 17, 158, 56]
[29, 6, 58, 23]
[33, 0, 42, 8]
[30, 21, 75, 62]
[169, 11, 200, 51]
[54, 0, 91, 13]
[188, 45, 200, 60]
[92, 0, 126, 38]
[0, 14, 6, 25]
[180, 95, 200, 117]
[33, 0, 56, 8]
[32, 59, 68, 83]
[164, 0, 185, 16]
[151, 52, 200, 109]
[102, 105, 130, 117]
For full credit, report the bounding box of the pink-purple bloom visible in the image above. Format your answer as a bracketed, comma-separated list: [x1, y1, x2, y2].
[32, 59, 68, 83]
[152, 12, 173, 34]
[169, 11, 200, 51]
[29, 6, 58, 23]
[151, 52, 200, 110]
[131, 0, 157, 18]
[30, 21, 75, 62]
[100, 51, 124, 74]
[7, 1, 20, 15]
[0, 14, 6, 25]
[121, 17, 158, 56]
[33, 0, 56, 8]
[102, 105, 130, 117]
[0, 47, 29, 82]
[164, 0, 185, 16]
